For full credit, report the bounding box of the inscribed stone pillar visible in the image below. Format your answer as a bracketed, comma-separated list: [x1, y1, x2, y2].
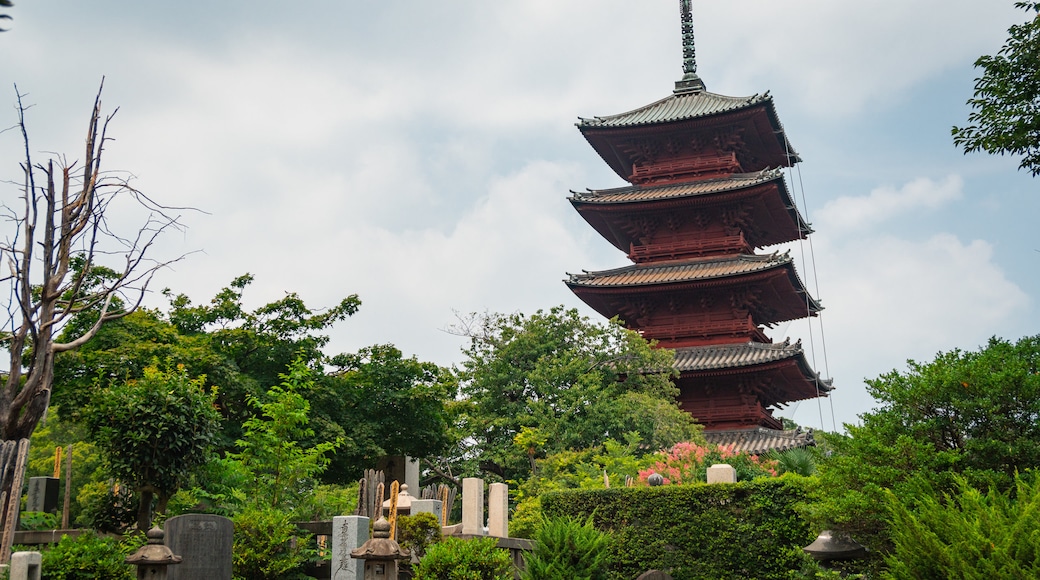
[165, 514, 233, 580]
[487, 483, 508, 538]
[410, 499, 442, 526]
[9, 552, 41, 580]
[462, 478, 485, 536]
[706, 463, 737, 484]
[332, 515, 370, 580]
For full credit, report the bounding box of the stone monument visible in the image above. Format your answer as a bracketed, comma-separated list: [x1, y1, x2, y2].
[164, 514, 233, 580]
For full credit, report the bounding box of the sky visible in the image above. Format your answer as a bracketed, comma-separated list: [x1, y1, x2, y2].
[1, 1, 1037, 432]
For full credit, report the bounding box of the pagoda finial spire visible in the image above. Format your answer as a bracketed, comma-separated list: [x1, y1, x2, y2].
[675, 0, 706, 94]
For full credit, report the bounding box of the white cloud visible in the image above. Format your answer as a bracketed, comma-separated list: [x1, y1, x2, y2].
[778, 225, 1031, 430]
[816, 175, 963, 231]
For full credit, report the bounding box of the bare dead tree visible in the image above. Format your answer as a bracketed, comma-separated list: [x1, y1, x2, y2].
[0, 82, 185, 441]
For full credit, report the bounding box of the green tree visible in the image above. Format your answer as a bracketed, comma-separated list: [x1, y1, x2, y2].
[229, 358, 340, 512]
[319, 344, 454, 481]
[83, 364, 221, 531]
[807, 335, 1040, 563]
[55, 279, 453, 484]
[952, 2, 1040, 175]
[55, 275, 361, 452]
[450, 307, 698, 484]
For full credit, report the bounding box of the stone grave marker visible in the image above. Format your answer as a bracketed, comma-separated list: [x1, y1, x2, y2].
[25, 477, 58, 514]
[462, 478, 484, 535]
[165, 513, 233, 580]
[332, 515, 369, 580]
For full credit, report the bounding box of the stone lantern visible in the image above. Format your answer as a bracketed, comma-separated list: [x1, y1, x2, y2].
[803, 529, 867, 574]
[351, 516, 411, 579]
[126, 527, 182, 580]
[382, 483, 413, 517]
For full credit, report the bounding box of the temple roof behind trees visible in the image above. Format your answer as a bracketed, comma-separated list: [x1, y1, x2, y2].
[704, 426, 816, 455]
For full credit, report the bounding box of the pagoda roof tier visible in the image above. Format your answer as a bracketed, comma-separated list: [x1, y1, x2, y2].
[576, 91, 799, 184]
[703, 426, 816, 454]
[673, 339, 831, 388]
[566, 253, 821, 328]
[674, 340, 832, 400]
[671, 341, 833, 429]
[569, 169, 812, 256]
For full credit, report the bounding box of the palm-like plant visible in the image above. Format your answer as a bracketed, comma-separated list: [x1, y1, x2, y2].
[775, 447, 817, 476]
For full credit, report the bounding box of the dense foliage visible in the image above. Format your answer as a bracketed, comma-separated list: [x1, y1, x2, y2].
[451, 307, 698, 484]
[231, 507, 314, 580]
[397, 512, 443, 559]
[952, 2, 1040, 175]
[807, 335, 1040, 559]
[521, 517, 612, 580]
[38, 533, 143, 580]
[541, 478, 815, 580]
[54, 276, 451, 483]
[413, 536, 514, 580]
[228, 359, 341, 512]
[883, 473, 1040, 579]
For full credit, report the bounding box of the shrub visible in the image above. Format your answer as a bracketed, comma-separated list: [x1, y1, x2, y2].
[542, 477, 814, 580]
[40, 533, 140, 580]
[521, 516, 611, 580]
[232, 507, 313, 580]
[882, 472, 1040, 579]
[397, 512, 442, 559]
[413, 536, 513, 580]
[20, 512, 59, 531]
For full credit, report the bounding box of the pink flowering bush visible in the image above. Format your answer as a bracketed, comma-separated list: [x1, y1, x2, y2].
[637, 441, 778, 485]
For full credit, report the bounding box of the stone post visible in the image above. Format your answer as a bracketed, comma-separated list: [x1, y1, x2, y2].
[405, 457, 420, 494]
[332, 515, 370, 580]
[487, 483, 508, 538]
[461, 478, 485, 536]
[706, 464, 737, 484]
[9, 552, 41, 580]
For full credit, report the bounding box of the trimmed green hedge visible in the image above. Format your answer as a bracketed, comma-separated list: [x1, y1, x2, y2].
[541, 476, 814, 580]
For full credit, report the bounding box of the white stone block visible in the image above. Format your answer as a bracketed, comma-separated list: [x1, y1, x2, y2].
[10, 551, 41, 580]
[706, 463, 737, 484]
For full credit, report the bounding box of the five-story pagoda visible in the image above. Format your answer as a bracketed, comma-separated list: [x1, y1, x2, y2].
[566, 1, 831, 450]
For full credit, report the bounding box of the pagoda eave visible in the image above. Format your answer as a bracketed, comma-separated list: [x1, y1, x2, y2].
[579, 104, 798, 184]
[566, 261, 821, 326]
[570, 177, 811, 254]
